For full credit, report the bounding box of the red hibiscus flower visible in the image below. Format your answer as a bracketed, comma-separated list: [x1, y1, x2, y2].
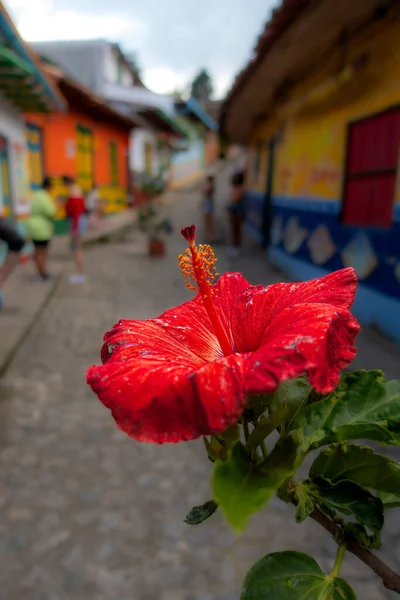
[87, 225, 359, 444]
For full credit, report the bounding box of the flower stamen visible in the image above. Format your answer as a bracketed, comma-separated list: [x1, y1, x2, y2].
[179, 226, 232, 356]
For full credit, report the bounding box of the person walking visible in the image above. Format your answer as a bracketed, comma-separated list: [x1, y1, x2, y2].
[227, 170, 246, 257]
[0, 218, 25, 309]
[63, 176, 87, 285]
[26, 176, 56, 280]
[85, 183, 100, 228]
[202, 175, 215, 243]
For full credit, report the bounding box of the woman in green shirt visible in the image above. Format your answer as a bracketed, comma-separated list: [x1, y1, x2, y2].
[26, 177, 56, 280]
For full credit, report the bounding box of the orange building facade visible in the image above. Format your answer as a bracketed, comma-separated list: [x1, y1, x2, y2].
[204, 131, 218, 166]
[25, 62, 134, 234]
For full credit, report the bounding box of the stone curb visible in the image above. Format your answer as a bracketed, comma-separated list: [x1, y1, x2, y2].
[0, 210, 139, 379]
[0, 273, 63, 378]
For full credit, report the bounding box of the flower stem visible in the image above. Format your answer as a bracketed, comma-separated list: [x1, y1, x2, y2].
[243, 420, 250, 442]
[331, 543, 346, 579]
[260, 441, 268, 460]
[305, 504, 400, 594]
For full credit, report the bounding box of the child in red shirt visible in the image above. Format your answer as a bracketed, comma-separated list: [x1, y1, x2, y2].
[63, 176, 87, 284]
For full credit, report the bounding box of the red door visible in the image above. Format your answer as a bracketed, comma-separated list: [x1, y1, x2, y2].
[342, 108, 400, 227]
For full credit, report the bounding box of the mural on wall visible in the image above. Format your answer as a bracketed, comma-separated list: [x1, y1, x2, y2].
[267, 113, 400, 301]
[13, 142, 30, 216]
[270, 215, 283, 246]
[242, 19, 400, 344]
[341, 232, 378, 280]
[0, 135, 11, 217]
[283, 216, 308, 254]
[25, 125, 43, 192]
[275, 120, 343, 199]
[307, 224, 336, 265]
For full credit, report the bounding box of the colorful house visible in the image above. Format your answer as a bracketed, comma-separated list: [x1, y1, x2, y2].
[30, 41, 188, 189]
[30, 41, 218, 192]
[25, 59, 136, 233]
[0, 0, 65, 264]
[221, 0, 400, 344]
[171, 97, 218, 188]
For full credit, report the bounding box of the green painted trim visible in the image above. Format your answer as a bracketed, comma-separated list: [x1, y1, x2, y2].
[54, 218, 69, 236]
[108, 140, 118, 185]
[76, 124, 92, 134]
[157, 109, 188, 138]
[0, 44, 35, 75]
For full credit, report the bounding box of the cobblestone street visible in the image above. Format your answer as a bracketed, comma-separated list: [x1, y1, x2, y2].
[1, 172, 400, 600]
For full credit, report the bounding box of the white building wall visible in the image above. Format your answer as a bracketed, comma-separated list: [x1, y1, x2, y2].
[102, 45, 134, 87]
[130, 128, 160, 177]
[121, 66, 133, 86]
[103, 44, 118, 84]
[102, 82, 175, 115]
[0, 93, 29, 218]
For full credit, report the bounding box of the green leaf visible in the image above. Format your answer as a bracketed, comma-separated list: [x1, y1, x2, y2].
[344, 523, 381, 550]
[334, 579, 357, 600]
[292, 371, 400, 450]
[203, 435, 227, 462]
[219, 424, 240, 447]
[240, 551, 356, 599]
[245, 377, 311, 422]
[212, 438, 302, 532]
[247, 408, 287, 450]
[212, 442, 272, 532]
[245, 393, 274, 420]
[376, 492, 400, 510]
[294, 483, 314, 523]
[271, 376, 312, 418]
[310, 477, 384, 533]
[184, 500, 218, 525]
[310, 443, 400, 496]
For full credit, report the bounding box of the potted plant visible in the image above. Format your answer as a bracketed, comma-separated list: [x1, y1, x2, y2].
[138, 200, 172, 256]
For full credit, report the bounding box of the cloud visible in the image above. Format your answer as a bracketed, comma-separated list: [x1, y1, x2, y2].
[5, 0, 279, 99]
[5, 0, 146, 44]
[143, 68, 237, 98]
[143, 67, 188, 95]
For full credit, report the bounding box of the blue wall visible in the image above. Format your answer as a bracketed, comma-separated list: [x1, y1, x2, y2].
[244, 190, 400, 343]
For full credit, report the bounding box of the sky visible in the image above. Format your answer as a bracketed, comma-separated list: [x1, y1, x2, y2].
[5, 0, 279, 98]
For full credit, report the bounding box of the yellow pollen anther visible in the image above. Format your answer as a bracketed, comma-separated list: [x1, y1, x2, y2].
[179, 225, 233, 356]
[178, 244, 218, 293]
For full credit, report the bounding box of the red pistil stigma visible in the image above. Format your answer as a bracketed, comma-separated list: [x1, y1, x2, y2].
[181, 225, 196, 245]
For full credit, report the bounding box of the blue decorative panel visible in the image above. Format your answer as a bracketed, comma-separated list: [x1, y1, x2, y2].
[243, 189, 400, 342]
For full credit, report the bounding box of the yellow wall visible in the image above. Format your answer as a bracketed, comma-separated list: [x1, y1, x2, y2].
[50, 178, 127, 220]
[248, 8, 400, 205]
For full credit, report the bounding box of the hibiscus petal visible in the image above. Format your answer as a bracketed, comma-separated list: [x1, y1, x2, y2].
[213, 272, 251, 348]
[154, 272, 250, 362]
[244, 303, 360, 395]
[87, 354, 247, 443]
[155, 297, 222, 363]
[101, 318, 204, 369]
[232, 268, 357, 353]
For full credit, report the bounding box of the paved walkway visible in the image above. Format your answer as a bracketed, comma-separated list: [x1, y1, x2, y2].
[0, 209, 137, 376]
[0, 167, 399, 600]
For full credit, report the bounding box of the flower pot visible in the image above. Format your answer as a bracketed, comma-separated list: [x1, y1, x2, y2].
[148, 239, 165, 256]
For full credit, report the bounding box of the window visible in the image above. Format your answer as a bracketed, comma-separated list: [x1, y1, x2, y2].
[342, 108, 400, 227]
[76, 125, 94, 193]
[0, 135, 11, 216]
[144, 141, 152, 175]
[109, 141, 118, 185]
[26, 124, 43, 191]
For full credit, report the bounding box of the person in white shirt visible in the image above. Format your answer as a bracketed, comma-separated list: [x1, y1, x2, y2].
[86, 184, 100, 215]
